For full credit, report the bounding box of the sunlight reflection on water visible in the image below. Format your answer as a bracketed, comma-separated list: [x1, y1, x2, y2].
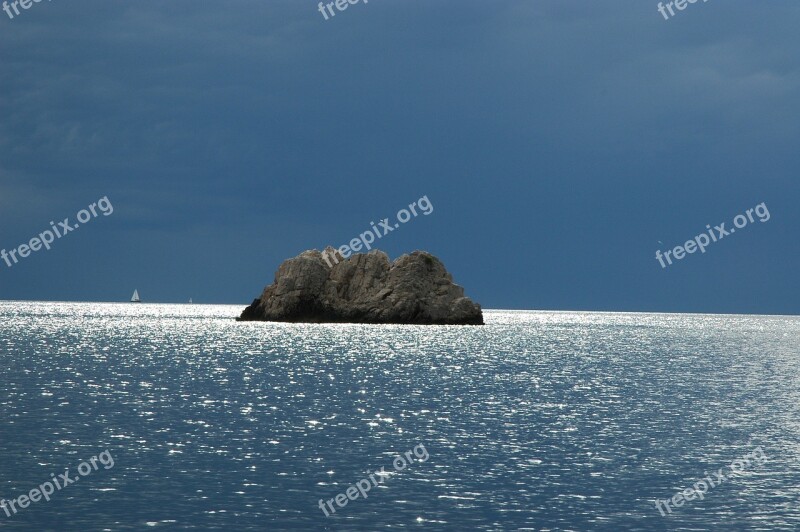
[1, 302, 799, 530]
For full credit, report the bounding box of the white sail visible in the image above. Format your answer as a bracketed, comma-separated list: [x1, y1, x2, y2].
[131, 289, 141, 303]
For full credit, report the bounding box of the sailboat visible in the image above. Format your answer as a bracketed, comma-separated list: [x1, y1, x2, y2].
[130, 289, 141, 303]
[188, 298, 193, 304]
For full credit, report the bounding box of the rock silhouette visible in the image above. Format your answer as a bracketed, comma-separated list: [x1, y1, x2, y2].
[239, 248, 483, 325]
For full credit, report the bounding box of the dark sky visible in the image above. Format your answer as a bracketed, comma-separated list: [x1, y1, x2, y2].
[1, 0, 798, 314]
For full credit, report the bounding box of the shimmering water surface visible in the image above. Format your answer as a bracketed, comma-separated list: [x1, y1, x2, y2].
[1, 302, 799, 531]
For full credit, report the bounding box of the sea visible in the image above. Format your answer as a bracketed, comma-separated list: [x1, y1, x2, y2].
[1, 302, 799, 531]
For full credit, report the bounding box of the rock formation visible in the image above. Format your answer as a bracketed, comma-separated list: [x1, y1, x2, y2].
[238, 248, 483, 325]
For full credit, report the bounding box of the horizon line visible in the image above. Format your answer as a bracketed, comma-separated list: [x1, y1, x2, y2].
[0, 300, 797, 318]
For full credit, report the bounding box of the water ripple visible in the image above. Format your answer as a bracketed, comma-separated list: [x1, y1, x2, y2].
[0, 303, 798, 530]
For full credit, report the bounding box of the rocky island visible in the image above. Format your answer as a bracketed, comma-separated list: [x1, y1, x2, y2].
[238, 247, 483, 325]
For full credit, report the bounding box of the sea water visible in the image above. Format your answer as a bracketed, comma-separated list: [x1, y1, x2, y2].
[1, 302, 799, 530]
